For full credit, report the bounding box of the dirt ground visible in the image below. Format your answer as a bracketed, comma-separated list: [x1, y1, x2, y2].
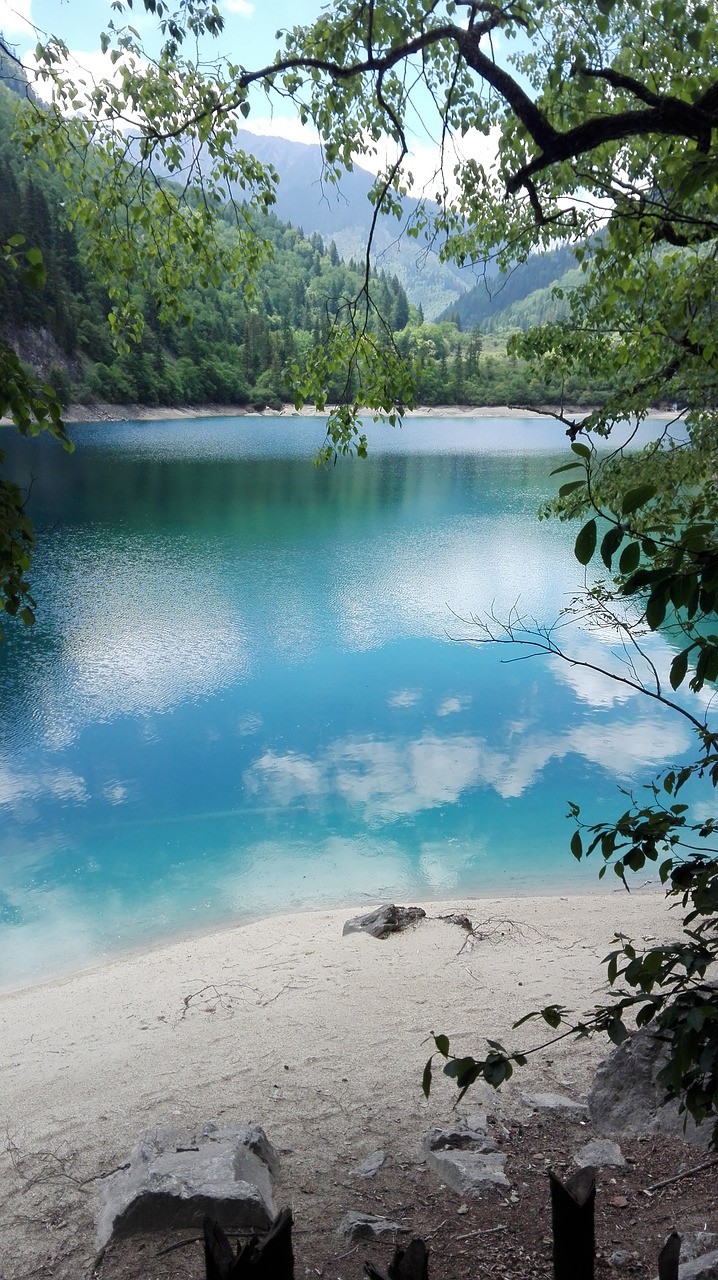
[4, 1106, 716, 1280]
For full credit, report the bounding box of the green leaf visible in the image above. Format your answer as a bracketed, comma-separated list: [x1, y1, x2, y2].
[570, 442, 591, 459]
[600, 526, 623, 569]
[669, 649, 690, 690]
[422, 1058, 433, 1099]
[484, 1056, 511, 1087]
[570, 830, 583, 860]
[574, 519, 597, 565]
[541, 1006, 563, 1029]
[646, 591, 667, 630]
[550, 461, 584, 476]
[618, 542, 640, 575]
[607, 1018, 629, 1045]
[622, 485, 656, 516]
[434, 1034, 450, 1057]
[559, 480, 586, 498]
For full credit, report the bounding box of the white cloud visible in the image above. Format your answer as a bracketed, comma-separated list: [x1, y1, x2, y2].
[237, 712, 263, 736]
[401, 127, 500, 200]
[437, 695, 472, 717]
[241, 114, 498, 199]
[245, 750, 325, 807]
[224, 0, 254, 14]
[0, 761, 88, 810]
[102, 781, 129, 806]
[0, 0, 32, 37]
[241, 116, 320, 146]
[388, 689, 421, 708]
[24, 44, 148, 123]
[333, 734, 483, 821]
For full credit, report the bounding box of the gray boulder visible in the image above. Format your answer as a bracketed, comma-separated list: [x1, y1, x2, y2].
[652, 1250, 718, 1280]
[342, 904, 426, 939]
[679, 1251, 718, 1279]
[423, 1114, 508, 1195]
[574, 1139, 625, 1168]
[588, 1028, 712, 1149]
[682, 1236, 718, 1264]
[96, 1122, 277, 1250]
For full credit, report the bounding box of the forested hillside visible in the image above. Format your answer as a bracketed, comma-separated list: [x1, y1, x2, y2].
[0, 80, 643, 412]
[0, 83, 417, 408]
[440, 245, 580, 332]
[226, 128, 472, 319]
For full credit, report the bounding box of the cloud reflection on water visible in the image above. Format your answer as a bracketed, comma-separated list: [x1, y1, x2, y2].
[245, 712, 691, 820]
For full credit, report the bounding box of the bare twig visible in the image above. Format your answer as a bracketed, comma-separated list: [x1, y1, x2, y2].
[648, 1154, 718, 1191]
[455, 1224, 508, 1240]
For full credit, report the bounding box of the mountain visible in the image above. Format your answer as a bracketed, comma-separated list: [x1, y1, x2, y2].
[0, 34, 36, 99]
[439, 244, 580, 331]
[232, 129, 470, 319]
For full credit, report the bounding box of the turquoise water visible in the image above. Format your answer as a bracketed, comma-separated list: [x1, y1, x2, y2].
[0, 416, 692, 989]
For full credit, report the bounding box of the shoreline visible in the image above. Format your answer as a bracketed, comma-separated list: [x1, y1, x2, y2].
[3, 401, 550, 425]
[0, 889, 676, 1275]
[3, 401, 674, 426]
[0, 877, 644, 1001]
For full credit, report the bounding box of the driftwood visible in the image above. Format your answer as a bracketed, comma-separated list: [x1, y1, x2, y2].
[549, 1166, 596, 1280]
[204, 1208, 294, 1280]
[365, 1238, 429, 1280]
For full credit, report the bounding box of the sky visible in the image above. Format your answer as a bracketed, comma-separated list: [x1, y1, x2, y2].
[0, 0, 333, 137]
[0, 0, 498, 194]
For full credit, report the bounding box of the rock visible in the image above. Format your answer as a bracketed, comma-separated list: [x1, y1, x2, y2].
[342, 904, 426, 938]
[681, 1235, 718, 1264]
[651, 1250, 718, 1280]
[425, 1113, 496, 1151]
[350, 1150, 385, 1179]
[521, 1092, 589, 1119]
[338, 1211, 404, 1241]
[680, 1252, 718, 1279]
[573, 1139, 625, 1168]
[96, 1122, 277, 1250]
[588, 1027, 712, 1149]
[610, 1249, 632, 1268]
[423, 1115, 508, 1195]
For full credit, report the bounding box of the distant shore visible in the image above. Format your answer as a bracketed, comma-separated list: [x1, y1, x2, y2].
[50, 401, 551, 423]
[2, 401, 676, 426]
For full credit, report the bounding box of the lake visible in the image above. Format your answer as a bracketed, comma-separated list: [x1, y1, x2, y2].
[0, 415, 692, 989]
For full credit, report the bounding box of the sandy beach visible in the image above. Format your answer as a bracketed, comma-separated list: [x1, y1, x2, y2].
[0, 889, 680, 1277]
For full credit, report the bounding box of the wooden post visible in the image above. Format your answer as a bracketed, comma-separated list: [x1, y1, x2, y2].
[365, 1238, 429, 1280]
[549, 1166, 596, 1280]
[657, 1232, 682, 1280]
[203, 1208, 294, 1280]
